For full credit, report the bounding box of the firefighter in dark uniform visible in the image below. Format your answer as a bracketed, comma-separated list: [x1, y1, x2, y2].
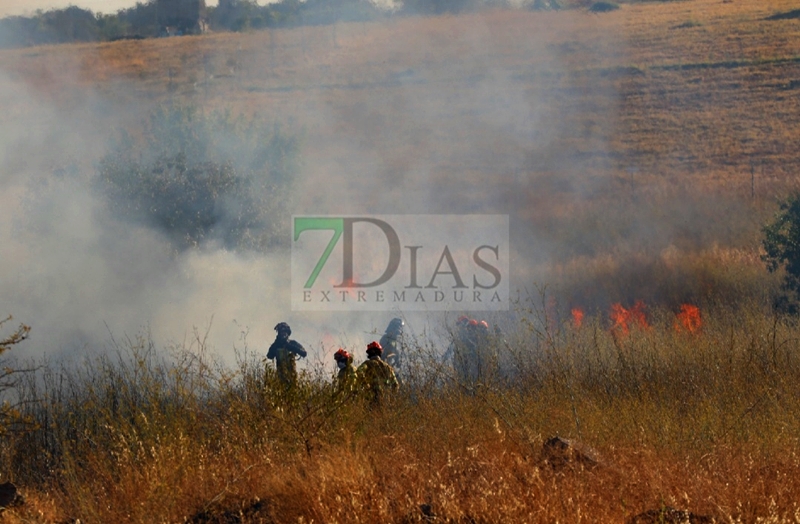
[475, 320, 496, 382]
[456, 319, 482, 385]
[267, 322, 307, 386]
[443, 315, 470, 365]
[379, 317, 405, 371]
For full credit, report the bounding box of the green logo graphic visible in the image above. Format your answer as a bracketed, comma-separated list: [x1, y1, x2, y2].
[294, 217, 401, 288]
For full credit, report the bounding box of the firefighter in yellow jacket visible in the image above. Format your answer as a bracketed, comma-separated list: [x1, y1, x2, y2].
[357, 341, 399, 405]
[333, 348, 357, 394]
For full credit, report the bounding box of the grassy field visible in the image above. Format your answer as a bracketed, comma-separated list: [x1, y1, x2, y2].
[3, 0, 800, 521]
[4, 305, 800, 522]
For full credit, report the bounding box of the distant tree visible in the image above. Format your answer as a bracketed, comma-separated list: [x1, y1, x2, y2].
[117, 2, 160, 38]
[0, 8, 99, 48]
[762, 193, 800, 313]
[401, 0, 476, 15]
[43, 6, 99, 43]
[268, 0, 303, 27]
[529, 0, 561, 9]
[0, 16, 36, 48]
[97, 103, 300, 251]
[0, 316, 31, 437]
[96, 13, 132, 40]
[156, 0, 207, 35]
[588, 1, 619, 13]
[302, 0, 382, 25]
[209, 0, 276, 31]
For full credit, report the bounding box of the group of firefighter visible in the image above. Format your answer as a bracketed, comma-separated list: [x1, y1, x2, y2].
[266, 315, 496, 404]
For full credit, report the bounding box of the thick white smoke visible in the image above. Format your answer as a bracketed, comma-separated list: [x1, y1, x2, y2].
[0, 10, 626, 369]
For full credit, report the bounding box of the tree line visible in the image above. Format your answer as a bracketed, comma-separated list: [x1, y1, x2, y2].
[0, 0, 562, 49]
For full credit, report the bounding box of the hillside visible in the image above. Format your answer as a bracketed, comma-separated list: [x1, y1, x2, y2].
[2, 1, 796, 304]
[2, 0, 799, 188]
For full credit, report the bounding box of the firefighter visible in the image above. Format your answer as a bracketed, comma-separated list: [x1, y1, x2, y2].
[267, 322, 307, 386]
[379, 317, 405, 371]
[442, 315, 470, 364]
[475, 320, 497, 381]
[454, 319, 481, 385]
[357, 341, 399, 406]
[333, 348, 357, 393]
[477, 320, 491, 351]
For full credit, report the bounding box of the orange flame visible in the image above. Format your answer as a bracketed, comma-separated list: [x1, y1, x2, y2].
[571, 308, 584, 329]
[609, 301, 649, 336]
[675, 304, 702, 334]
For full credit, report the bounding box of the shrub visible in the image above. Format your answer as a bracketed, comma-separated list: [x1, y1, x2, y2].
[588, 1, 619, 13]
[97, 103, 300, 251]
[765, 9, 800, 21]
[673, 20, 702, 29]
[528, 0, 562, 10]
[762, 193, 800, 312]
[0, 316, 31, 437]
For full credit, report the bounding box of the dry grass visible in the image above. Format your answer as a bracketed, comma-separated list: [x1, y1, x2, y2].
[3, 305, 800, 522]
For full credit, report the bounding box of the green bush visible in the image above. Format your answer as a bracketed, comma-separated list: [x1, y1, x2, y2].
[588, 1, 619, 12]
[762, 193, 800, 312]
[97, 104, 300, 251]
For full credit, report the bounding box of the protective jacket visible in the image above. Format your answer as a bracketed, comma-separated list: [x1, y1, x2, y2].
[267, 335, 307, 385]
[357, 356, 399, 404]
[379, 332, 402, 369]
[336, 363, 358, 394]
[379, 319, 404, 370]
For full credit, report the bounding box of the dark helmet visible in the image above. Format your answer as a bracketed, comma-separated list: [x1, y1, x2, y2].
[274, 322, 291, 336]
[366, 341, 383, 356]
[387, 317, 404, 334]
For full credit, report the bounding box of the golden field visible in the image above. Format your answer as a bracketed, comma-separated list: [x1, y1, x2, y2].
[1, 0, 799, 192]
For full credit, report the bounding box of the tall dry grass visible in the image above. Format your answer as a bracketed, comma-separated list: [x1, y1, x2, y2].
[3, 302, 800, 522]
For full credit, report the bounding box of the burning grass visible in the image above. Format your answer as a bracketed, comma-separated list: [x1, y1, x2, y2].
[609, 300, 649, 335]
[675, 303, 701, 334]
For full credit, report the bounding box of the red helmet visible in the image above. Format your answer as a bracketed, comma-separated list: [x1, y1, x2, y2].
[366, 341, 383, 355]
[468, 319, 479, 327]
[457, 315, 469, 325]
[334, 348, 351, 362]
[479, 320, 489, 329]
